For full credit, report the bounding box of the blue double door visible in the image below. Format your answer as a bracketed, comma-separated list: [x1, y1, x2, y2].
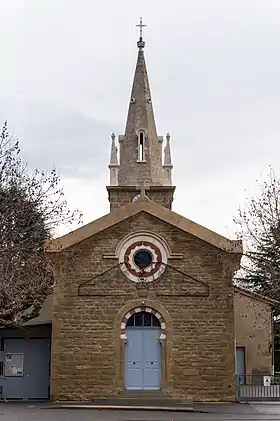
[125, 327, 161, 390]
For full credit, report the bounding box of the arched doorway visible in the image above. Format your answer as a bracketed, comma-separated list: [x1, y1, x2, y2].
[125, 311, 162, 390]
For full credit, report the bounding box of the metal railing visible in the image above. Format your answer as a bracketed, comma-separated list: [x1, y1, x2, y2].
[237, 375, 280, 401]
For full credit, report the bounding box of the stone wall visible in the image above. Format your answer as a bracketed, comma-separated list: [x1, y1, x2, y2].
[50, 212, 239, 403]
[107, 186, 175, 210]
[234, 291, 273, 375]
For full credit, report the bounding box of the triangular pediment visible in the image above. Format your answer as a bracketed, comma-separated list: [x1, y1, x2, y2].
[77, 263, 209, 298]
[149, 264, 209, 297]
[45, 198, 242, 254]
[78, 263, 133, 297]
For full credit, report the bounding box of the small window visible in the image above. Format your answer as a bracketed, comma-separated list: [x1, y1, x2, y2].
[135, 312, 143, 327]
[133, 249, 153, 269]
[126, 312, 161, 328]
[138, 132, 145, 161]
[152, 317, 161, 327]
[126, 316, 134, 327]
[144, 312, 152, 326]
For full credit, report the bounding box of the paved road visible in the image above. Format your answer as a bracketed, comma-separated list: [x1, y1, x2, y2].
[1, 404, 280, 421]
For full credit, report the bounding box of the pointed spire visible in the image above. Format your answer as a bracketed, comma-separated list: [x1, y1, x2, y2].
[123, 18, 157, 139]
[164, 132, 172, 166]
[118, 18, 167, 187]
[163, 132, 173, 186]
[108, 132, 119, 186]
[109, 132, 118, 165]
[107, 20, 176, 210]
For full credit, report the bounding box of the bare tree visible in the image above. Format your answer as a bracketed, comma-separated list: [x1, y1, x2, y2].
[234, 166, 280, 309]
[0, 121, 82, 327]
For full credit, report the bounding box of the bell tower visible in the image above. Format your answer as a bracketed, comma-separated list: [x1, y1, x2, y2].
[107, 18, 176, 211]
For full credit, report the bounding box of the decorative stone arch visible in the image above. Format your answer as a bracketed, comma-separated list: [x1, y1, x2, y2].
[116, 230, 171, 257]
[120, 306, 166, 340]
[114, 299, 173, 392]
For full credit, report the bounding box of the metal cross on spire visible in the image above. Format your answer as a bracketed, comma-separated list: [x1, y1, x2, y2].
[136, 17, 147, 41]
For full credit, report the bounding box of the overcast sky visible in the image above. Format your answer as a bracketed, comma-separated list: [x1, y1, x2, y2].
[1, 0, 280, 238]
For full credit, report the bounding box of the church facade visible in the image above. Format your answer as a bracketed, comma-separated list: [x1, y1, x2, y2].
[0, 26, 274, 404]
[47, 32, 251, 403]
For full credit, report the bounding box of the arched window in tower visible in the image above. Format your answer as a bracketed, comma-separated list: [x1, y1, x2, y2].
[138, 131, 145, 161]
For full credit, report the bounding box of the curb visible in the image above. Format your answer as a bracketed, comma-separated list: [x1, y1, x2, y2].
[47, 404, 195, 412]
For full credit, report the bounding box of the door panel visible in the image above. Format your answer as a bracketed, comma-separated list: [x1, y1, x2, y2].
[3, 338, 50, 400]
[3, 339, 26, 399]
[143, 329, 161, 390]
[126, 327, 161, 390]
[24, 339, 50, 399]
[236, 346, 246, 385]
[126, 329, 143, 390]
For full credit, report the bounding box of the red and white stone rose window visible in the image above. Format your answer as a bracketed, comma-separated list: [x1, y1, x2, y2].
[117, 232, 169, 283]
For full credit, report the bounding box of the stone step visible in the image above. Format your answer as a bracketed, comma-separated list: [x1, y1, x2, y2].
[117, 391, 173, 399]
[118, 391, 168, 396]
[54, 392, 193, 408]
[103, 391, 192, 406]
[55, 403, 195, 412]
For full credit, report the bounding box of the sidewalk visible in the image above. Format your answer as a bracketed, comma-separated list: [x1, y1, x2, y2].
[193, 402, 280, 415]
[52, 401, 280, 415]
[249, 402, 280, 415]
[43, 401, 262, 415]
[2, 400, 280, 416]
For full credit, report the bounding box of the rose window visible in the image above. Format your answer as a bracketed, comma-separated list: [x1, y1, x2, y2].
[117, 232, 169, 283]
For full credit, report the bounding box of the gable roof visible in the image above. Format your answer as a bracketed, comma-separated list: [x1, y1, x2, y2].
[234, 285, 279, 306]
[45, 197, 242, 254]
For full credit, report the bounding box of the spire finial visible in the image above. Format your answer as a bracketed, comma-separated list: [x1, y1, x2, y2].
[166, 132, 170, 143]
[109, 132, 118, 166]
[136, 17, 147, 49]
[164, 132, 172, 167]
